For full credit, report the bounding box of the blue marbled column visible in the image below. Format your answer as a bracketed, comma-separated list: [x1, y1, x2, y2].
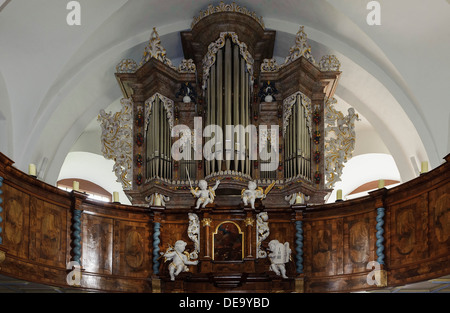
[72, 209, 82, 264]
[295, 220, 304, 274]
[153, 222, 161, 274]
[376, 207, 385, 265]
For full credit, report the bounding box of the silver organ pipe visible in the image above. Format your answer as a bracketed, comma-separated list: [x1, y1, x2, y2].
[233, 43, 240, 172]
[205, 37, 252, 177]
[216, 47, 223, 172]
[225, 38, 232, 171]
[284, 95, 311, 181]
[146, 96, 173, 181]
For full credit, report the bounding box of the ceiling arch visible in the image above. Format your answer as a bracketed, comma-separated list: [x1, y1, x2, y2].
[0, 0, 445, 187]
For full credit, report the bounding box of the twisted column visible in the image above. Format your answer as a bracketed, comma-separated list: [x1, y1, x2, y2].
[376, 207, 385, 265]
[295, 220, 304, 274]
[72, 209, 82, 264]
[152, 222, 161, 274]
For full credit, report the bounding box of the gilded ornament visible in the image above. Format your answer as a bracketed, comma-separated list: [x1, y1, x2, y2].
[191, 1, 265, 30]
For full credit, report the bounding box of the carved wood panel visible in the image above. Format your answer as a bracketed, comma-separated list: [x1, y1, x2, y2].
[2, 183, 29, 259]
[29, 197, 67, 267]
[113, 219, 151, 277]
[390, 194, 429, 267]
[428, 183, 450, 259]
[82, 213, 113, 275]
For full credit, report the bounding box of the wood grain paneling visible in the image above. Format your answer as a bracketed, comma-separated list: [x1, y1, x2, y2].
[0, 152, 448, 292]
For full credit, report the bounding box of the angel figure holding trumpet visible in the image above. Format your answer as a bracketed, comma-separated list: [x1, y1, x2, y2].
[241, 181, 275, 209]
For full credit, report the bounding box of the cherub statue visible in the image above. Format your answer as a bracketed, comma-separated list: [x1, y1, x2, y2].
[162, 240, 198, 281]
[190, 179, 220, 209]
[268, 239, 292, 279]
[241, 181, 275, 209]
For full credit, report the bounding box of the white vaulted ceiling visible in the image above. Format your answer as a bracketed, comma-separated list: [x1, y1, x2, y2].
[0, 0, 449, 197]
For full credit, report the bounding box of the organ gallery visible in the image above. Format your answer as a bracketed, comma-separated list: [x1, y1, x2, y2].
[0, 2, 448, 294]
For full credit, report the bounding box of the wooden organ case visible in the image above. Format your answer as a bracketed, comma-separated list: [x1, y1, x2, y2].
[114, 4, 341, 292]
[0, 3, 448, 294]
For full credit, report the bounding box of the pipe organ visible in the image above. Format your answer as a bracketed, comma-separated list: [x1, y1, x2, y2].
[284, 93, 312, 182]
[113, 3, 341, 207]
[110, 3, 340, 208]
[146, 96, 173, 181]
[204, 37, 252, 177]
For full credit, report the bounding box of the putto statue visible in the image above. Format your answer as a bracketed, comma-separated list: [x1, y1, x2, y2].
[241, 181, 275, 209]
[162, 240, 198, 281]
[268, 239, 292, 279]
[190, 179, 220, 209]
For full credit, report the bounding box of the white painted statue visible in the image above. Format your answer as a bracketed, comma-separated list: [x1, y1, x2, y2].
[190, 179, 220, 209]
[241, 181, 275, 209]
[268, 239, 292, 279]
[284, 192, 310, 205]
[187, 213, 200, 260]
[162, 240, 198, 281]
[146, 193, 170, 206]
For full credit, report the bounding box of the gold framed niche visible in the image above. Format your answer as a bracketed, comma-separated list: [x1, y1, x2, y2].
[212, 221, 244, 261]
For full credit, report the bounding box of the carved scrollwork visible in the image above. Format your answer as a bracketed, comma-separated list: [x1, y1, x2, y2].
[144, 93, 175, 131]
[324, 98, 360, 189]
[256, 212, 269, 258]
[202, 32, 254, 90]
[98, 98, 134, 190]
[191, 1, 265, 30]
[283, 91, 313, 136]
[319, 55, 341, 72]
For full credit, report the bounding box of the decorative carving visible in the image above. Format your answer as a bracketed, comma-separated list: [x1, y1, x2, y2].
[283, 91, 312, 136]
[324, 97, 360, 189]
[144, 93, 175, 131]
[98, 98, 134, 190]
[319, 55, 341, 72]
[285, 192, 310, 205]
[260, 58, 279, 73]
[187, 213, 200, 260]
[191, 1, 265, 30]
[162, 240, 198, 281]
[139, 28, 176, 70]
[146, 193, 170, 206]
[176, 82, 197, 104]
[178, 59, 196, 74]
[190, 180, 220, 209]
[268, 240, 292, 278]
[201, 218, 212, 227]
[258, 81, 278, 103]
[202, 32, 254, 90]
[284, 26, 316, 66]
[116, 59, 138, 73]
[256, 212, 269, 258]
[241, 181, 275, 209]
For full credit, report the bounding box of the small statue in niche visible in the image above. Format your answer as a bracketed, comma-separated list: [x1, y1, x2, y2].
[268, 239, 292, 279]
[284, 192, 310, 205]
[162, 240, 198, 281]
[190, 179, 220, 209]
[176, 82, 197, 104]
[258, 81, 279, 103]
[145, 193, 170, 206]
[241, 181, 275, 209]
